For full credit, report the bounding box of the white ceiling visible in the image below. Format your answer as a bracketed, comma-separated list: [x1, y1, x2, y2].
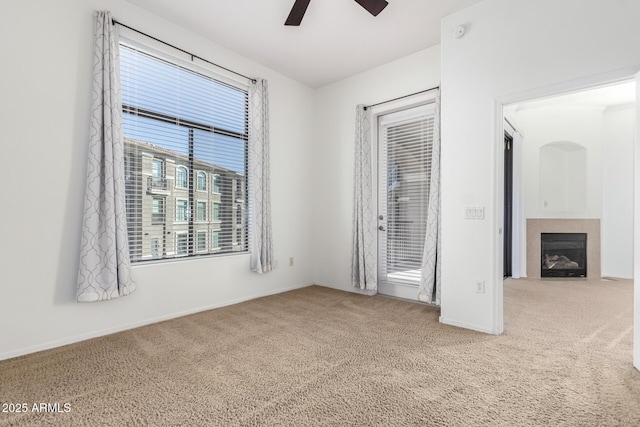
[124, 0, 484, 88]
[506, 81, 637, 114]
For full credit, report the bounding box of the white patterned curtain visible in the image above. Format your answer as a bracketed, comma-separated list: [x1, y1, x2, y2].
[77, 11, 135, 302]
[249, 79, 274, 274]
[418, 89, 441, 305]
[351, 105, 377, 290]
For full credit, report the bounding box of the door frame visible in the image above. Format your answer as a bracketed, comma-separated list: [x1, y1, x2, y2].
[492, 67, 639, 365]
[503, 130, 514, 278]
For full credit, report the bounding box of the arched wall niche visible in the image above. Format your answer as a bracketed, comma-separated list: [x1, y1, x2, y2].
[539, 141, 587, 214]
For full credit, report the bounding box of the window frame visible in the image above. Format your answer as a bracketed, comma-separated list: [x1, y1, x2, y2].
[212, 174, 221, 194]
[196, 171, 207, 192]
[196, 200, 207, 222]
[175, 198, 189, 223]
[196, 230, 208, 253]
[151, 197, 165, 224]
[175, 165, 189, 189]
[211, 230, 220, 250]
[152, 158, 164, 178]
[212, 202, 221, 222]
[175, 232, 189, 257]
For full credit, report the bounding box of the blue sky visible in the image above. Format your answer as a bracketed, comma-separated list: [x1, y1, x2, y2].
[120, 45, 247, 174]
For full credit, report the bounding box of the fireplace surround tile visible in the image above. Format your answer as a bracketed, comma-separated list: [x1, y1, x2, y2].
[526, 219, 600, 278]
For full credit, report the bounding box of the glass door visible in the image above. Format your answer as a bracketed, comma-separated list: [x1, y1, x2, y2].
[377, 103, 435, 300]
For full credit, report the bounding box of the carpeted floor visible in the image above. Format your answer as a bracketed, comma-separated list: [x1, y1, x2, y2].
[1, 279, 639, 426]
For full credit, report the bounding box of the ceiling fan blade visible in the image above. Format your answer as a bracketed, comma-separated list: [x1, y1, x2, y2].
[353, 0, 389, 16]
[285, 0, 311, 26]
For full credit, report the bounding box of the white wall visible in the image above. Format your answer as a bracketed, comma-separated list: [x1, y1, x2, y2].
[515, 106, 603, 219]
[0, 0, 315, 360]
[311, 47, 441, 293]
[440, 0, 640, 335]
[602, 104, 635, 279]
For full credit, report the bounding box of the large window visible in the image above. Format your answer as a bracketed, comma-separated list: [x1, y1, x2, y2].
[121, 43, 249, 262]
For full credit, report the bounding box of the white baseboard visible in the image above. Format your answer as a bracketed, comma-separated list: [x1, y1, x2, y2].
[439, 316, 502, 335]
[0, 282, 312, 362]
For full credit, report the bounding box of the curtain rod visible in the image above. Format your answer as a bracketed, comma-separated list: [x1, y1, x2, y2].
[112, 19, 257, 84]
[364, 85, 440, 110]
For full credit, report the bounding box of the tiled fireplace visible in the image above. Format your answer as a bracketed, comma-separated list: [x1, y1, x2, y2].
[540, 232, 587, 277]
[526, 219, 600, 279]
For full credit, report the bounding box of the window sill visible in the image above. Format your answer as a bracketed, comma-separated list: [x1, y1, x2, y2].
[131, 250, 250, 267]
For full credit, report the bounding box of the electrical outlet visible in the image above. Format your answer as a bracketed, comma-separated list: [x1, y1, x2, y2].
[475, 281, 485, 293]
[289, 256, 294, 267]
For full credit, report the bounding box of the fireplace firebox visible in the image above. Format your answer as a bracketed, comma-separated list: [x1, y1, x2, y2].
[540, 233, 587, 278]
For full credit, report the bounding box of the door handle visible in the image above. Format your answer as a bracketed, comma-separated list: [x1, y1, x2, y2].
[379, 225, 385, 231]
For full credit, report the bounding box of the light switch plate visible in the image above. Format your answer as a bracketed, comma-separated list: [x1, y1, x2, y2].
[465, 206, 485, 219]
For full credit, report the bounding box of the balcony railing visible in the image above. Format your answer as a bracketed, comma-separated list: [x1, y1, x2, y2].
[147, 176, 170, 194]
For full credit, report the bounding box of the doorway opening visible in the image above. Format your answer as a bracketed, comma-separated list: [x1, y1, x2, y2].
[500, 80, 635, 348]
[503, 131, 513, 278]
[502, 80, 635, 283]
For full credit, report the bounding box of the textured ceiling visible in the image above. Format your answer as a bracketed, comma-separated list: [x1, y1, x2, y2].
[124, 0, 484, 88]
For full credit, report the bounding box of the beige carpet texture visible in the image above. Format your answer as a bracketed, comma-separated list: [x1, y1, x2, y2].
[1, 279, 639, 426]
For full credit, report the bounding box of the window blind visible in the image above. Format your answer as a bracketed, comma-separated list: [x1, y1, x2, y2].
[379, 105, 435, 283]
[120, 44, 249, 262]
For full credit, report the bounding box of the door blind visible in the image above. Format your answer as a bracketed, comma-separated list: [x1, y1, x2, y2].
[120, 43, 249, 263]
[379, 106, 435, 284]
